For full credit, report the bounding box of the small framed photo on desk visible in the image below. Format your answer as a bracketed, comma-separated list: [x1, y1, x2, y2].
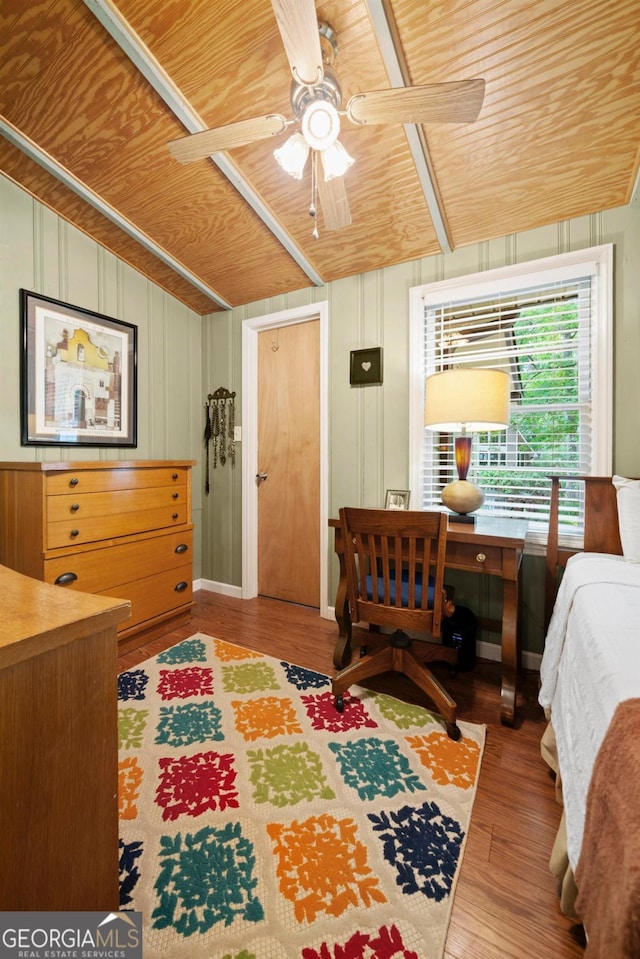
[385, 489, 410, 510]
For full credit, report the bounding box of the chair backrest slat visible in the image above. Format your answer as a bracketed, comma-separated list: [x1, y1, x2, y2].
[420, 537, 429, 610]
[354, 532, 368, 602]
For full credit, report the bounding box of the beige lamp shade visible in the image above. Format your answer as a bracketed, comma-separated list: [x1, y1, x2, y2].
[424, 368, 510, 432]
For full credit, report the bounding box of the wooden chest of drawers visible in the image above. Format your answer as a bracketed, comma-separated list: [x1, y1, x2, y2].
[0, 460, 195, 649]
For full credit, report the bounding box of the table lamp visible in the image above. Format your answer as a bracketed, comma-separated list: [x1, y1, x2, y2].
[424, 368, 510, 523]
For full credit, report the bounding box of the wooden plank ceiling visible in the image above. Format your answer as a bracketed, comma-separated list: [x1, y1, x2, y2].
[2, 0, 639, 315]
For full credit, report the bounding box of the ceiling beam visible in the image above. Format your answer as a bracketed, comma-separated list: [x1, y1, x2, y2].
[83, 0, 325, 290]
[631, 162, 640, 206]
[1, 118, 232, 311]
[365, 0, 453, 255]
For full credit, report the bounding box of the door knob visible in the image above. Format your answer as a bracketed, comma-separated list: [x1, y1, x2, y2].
[256, 472, 268, 482]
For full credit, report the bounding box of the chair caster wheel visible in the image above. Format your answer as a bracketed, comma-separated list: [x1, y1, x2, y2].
[335, 694, 344, 713]
[446, 722, 461, 741]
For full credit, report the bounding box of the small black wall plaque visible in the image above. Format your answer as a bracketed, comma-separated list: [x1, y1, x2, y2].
[350, 347, 383, 386]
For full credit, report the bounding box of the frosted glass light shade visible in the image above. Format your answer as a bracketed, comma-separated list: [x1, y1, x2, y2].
[274, 134, 309, 179]
[321, 141, 355, 180]
[424, 368, 510, 432]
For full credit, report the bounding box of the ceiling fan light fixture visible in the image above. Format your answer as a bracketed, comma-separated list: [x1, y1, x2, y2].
[274, 133, 309, 179]
[321, 140, 354, 180]
[301, 100, 340, 151]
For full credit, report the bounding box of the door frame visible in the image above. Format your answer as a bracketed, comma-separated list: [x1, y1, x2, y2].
[241, 301, 330, 617]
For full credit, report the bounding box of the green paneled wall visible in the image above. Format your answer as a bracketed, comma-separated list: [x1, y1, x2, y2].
[2, 173, 639, 657]
[0, 176, 204, 579]
[200, 201, 640, 657]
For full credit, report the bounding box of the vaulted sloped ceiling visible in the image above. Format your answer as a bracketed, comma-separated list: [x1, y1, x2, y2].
[2, 0, 639, 315]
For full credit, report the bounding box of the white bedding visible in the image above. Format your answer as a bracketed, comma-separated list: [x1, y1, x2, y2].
[539, 552, 640, 869]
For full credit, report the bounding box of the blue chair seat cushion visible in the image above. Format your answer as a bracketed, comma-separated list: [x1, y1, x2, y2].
[365, 569, 435, 608]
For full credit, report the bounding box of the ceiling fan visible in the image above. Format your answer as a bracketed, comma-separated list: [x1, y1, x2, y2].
[168, 0, 485, 236]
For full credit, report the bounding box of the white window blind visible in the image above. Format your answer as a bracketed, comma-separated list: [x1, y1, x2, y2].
[410, 246, 613, 544]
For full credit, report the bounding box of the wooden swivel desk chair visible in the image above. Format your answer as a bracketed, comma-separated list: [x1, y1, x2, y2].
[333, 506, 460, 740]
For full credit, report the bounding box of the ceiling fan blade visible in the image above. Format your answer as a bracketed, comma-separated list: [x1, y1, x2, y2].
[346, 79, 485, 126]
[318, 175, 352, 231]
[271, 0, 324, 86]
[168, 115, 288, 163]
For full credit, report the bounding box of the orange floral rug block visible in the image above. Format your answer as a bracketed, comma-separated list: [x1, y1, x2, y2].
[118, 634, 486, 959]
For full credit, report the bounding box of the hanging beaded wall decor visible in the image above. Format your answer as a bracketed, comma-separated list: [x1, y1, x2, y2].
[204, 387, 236, 493]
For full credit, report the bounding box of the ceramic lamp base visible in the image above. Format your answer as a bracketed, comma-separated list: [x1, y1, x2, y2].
[441, 479, 484, 519]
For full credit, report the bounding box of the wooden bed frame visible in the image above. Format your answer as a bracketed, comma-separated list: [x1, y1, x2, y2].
[544, 475, 626, 628]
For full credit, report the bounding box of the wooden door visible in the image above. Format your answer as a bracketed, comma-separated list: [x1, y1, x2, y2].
[257, 319, 320, 606]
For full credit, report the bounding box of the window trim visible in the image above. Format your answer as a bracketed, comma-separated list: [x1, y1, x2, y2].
[409, 244, 613, 548]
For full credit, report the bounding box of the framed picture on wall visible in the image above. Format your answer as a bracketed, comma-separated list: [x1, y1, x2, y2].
[350, 347, 383, 386]
[20, 289, 138, 447]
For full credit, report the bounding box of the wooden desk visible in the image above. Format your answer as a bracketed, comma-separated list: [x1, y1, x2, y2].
[330, 514, 528, 726]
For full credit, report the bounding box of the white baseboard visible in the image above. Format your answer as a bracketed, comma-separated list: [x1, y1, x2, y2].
[476, 638, 541, 671]
[194, 589, 542, 672]
[521, 648, 542, 671]
[196, 578, 243, 599]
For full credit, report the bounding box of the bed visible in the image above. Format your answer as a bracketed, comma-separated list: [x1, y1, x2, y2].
[540, 474, 640, 956]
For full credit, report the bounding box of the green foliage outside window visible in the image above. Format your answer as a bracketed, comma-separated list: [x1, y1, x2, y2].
[470, 301, 585, 528]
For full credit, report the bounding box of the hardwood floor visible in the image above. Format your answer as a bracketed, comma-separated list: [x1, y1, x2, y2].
[118, 590, 585, 959]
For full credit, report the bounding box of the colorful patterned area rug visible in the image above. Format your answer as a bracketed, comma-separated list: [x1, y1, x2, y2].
[118, 634, 486, 959]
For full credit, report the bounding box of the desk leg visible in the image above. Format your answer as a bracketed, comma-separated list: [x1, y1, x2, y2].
[500, 577, 519, 726]
[333, 556, 352, 670]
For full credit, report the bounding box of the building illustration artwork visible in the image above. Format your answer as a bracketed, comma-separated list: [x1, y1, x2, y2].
[43, 317, 124, 434]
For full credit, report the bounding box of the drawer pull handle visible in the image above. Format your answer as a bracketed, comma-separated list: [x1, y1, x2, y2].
[476, 553, 486, 563]
[70, 528, 80, 538]
[172, 492, 179, 500]
[175, 543, 188, 554]
[54, 572, 78, 586]
[70, 503, 80, 512]
[172, 512, 179, 520]
[172, 473, 178, 480]
[175, 581, 188, 593]
[69, 477, 79, 487]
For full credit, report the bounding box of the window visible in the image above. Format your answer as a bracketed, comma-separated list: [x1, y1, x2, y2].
[409, 245, 613, 546]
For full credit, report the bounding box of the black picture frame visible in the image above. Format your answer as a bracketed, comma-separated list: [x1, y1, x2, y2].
[20, 289, 137, 447]
[350, 347, 383, 386]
